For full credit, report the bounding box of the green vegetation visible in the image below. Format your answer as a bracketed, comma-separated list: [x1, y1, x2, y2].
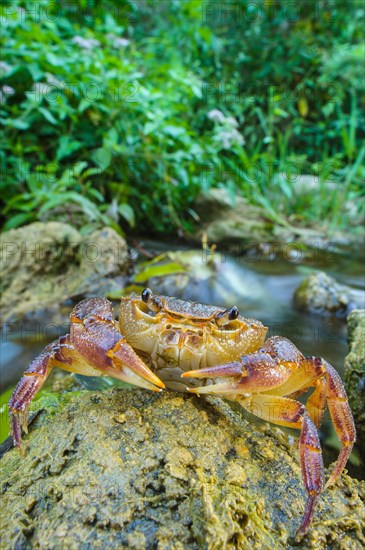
[1, 0, 364, 235]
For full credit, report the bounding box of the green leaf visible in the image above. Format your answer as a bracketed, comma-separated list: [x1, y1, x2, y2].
[143, 121, 159, 135]
[118, 203, 135, 227]
[273, 108, 289, 118]
[39, 107, 58, 125]
[163, 125, 185, 137]
[3, 212, 33, 230]
[6, 118, 30, 130]
[38, 192, 102, 220]
[56, 136, 82, 161]
[91, 147, 112, 171]
[134, 262, 187, 283]
[78, 99, 91, 113]
[0, 386, 14, 442]
[72, 161, 88, 177]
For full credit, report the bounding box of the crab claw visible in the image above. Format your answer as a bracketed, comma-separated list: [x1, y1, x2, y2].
[183, 351, 292, 396]
[186, 382, 244, 395]
[182, 362, 245, 380]
[106, 339, 165, 391]
[182, 361, 246, 395]
[70, 298, 165, 392]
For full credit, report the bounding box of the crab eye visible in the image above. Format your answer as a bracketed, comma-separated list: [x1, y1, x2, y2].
[215, 306, 239, 327]
[228, 306, 239, 321]
[141, 288, 162, 313]
[142, 288, 153, 303]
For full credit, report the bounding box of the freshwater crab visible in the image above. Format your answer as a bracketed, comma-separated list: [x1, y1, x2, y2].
[9, 289, 356, 538]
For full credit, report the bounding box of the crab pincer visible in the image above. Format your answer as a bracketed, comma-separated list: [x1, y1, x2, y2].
[9, 298, 164, 452]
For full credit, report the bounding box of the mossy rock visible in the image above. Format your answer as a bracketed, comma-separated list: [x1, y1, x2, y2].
[345, 310, 365, 458]
[194, 189, 271, 246]
[193, 189, 364, 256]
[0, 223, 129, 324]
[1, 389, 364, 549]
[294, 271, 364, 318]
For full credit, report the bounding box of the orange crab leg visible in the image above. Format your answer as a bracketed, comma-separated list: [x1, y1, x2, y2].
[9, 298, 164, 453]
[183, 336, 304, 392]
[69, 298, 164, 391]
[305, 377, 327, 429]
[298, 414, 324, 539]
[262, 355, 356, 485]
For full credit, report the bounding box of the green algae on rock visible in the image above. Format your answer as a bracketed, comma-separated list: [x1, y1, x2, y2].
[1, 389, 364, 549]
[345, 310, 365, 459]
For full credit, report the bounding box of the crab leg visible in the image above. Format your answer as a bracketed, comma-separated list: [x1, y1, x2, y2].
[185, 339, 355, 484]
[9, 298, 165, 453]
[182, 350, 293, 394]
[304, 378, 327, 429]
[8, 335, 74, 454]
[235, 393, 325, 539]
[263, 355, 356, 485]
[322, 361, 356, 486]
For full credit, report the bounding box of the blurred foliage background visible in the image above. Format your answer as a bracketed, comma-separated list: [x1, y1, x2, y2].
[1, 0, 364, 236]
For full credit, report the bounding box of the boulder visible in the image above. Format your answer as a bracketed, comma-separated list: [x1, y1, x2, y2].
[0, 389, 364, 549]
[0, 223, 129, 324]
[193, 189, 271, 246]
[294, 271, 364, 318]
[193, 188, 364, 256]
[345, 310, 365, 457]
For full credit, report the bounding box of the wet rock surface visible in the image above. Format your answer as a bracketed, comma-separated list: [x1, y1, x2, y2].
[294, 271, 364, 317]
[345, 310, 365, 458]
[0, 222, 129, 324]
[1, 389, 364, 549]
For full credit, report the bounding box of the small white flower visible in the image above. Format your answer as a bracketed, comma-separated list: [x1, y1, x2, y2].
[31, 82, 47, 96]
[216, 128, 244, 150]
[117, 38, 130, 47]
[2, 85, 15, 95]
[207, 109, 225, 123]
[71, 36, 100, 50]
[107, 34, 130, 48]
[0, 61, 11, 74]
[45, 73, 64, 88]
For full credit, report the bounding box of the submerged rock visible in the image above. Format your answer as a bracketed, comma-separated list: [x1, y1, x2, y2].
[294, 271, 364, 318]
[345, 310, 365, 458]
[0, 223, 129, 324]
[0, 389, 364, 549]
